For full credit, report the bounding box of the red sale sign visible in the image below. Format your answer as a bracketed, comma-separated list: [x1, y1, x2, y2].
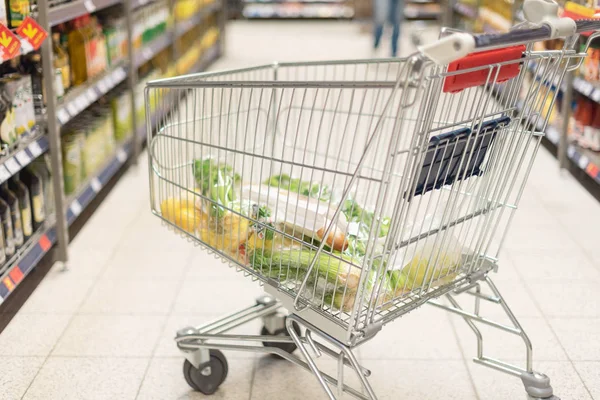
[0, 24, 21, 61]
[16, 17, 48, 50]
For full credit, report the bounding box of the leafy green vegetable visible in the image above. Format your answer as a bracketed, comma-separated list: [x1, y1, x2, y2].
[265, 174, 331, 201]
[193, 158, 241, 218]
[342, 199, 391, 258]
[193, 159, 241, 196]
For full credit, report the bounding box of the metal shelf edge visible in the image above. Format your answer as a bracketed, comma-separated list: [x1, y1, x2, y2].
[66, 138, 134, 225]
[56, 65, 129, 127]
[0, 225, 56, 303]
[0, 133, 49, 185]
[49, 0, 123, 26]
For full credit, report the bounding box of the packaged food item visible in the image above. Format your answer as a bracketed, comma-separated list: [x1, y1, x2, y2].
[0, 182, 23, 249]
[10, 176, 32, 241]
[0, 197, 14, 258]
[111, 88, 132, 141]
[62, 128, 85, 195]
[0, 222, 6, 265]
[8, 0, 30, 28]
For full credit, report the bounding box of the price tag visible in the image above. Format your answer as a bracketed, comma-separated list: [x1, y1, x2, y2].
[142, 48, 152, 61]
[57, 109, 69, 124]
[84, 0, 96, 12]
[116, 148, 127, 163]
[0, 166, 10, 183]
[70, 199, 82, 217]
[4, 157, 19, 174]
[66, 102, 78, 116]
[86, 88, 96, 103]
[28, 141, 43, 157]
[579, 155, 589, 169]
[15, 150, 30, 166]
[77, 94, 89, 109]
[592, 90, 600, 104]
[90, 177, 102, 193]
[97, 80, 108, 93]
[139, 0, 148, 5]
[104, 75, 113, 89]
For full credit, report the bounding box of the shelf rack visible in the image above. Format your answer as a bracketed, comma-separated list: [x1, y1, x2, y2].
[448, 0, 600, 191]
[0, 0, 225, 303]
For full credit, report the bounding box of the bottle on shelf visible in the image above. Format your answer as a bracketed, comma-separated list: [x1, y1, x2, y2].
[68, 17, 90, 86]
[0, 197, 15, 258]
[22, 165, 47, 231]
[0, 222, 6, 267]
[52, 32, 71, 98]
[0, 182, 23, 249]
[10, 175, 33, 242]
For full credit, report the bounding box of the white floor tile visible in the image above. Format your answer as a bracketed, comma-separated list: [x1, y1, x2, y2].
[548, 318, 600, 361]
[508, 249, 600, 282]
[359, 307, 463, 360]
[365, 360, 477, 400]
[136, 357, 254, 400]
[574, 362, 600, 400]
[528, 282, 600, 318]
[0, 356, 45, 400]
[22, 357, 148, 400]
[18, 274, 95, 315]
[101, 248, 193, 280]
[0, 314, 71, 356]
[52, 315, 165, 357]
[78, 279, 180, 315]
[171, 278, 263, 315]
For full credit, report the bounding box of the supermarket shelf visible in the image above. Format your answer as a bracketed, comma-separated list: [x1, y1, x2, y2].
[56, 65, 128, 126]
[572, 76, 600, 103]
[243, 4, 354, 18]
[134, 33, 173, 68]
[544, 125, 600, 184]
[49, 0, 123, 26]
[0, 132, 48, 185]
[453, 2, 477, 19]
[405, 5, 440, 20]
[66, 137, 134, 225]
[0, 223, 57, 304]
[175, 2, 222, 37]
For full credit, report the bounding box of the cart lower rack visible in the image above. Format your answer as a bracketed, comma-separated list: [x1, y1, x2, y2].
[145, 1, 600, 398]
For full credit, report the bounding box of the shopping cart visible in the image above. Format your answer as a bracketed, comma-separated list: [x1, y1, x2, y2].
[145, 1, 600, 398]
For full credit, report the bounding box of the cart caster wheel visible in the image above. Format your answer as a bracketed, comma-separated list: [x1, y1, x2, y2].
[183, 349, 228, 394]
[261, 320, 301, 357]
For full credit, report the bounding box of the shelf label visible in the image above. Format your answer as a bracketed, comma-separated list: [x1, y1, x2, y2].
[116, 148, 127, 163]
[29, 141, 43, 157]
[66, 102, 78, 116]
[592, 90, 600, 103]
[5, 157, 19, 174]
[90, 177, 102, 193]
[3, 276, 15, 292]
[57, 109, 69, 124]
[0, 166, 10, 182]
[142, 48, 152, 61]
[139, 0, 148, 5]
[97, 79, 108, 93]
[115, 67, 126, 81]
[84, 0, 96, 12]
[86, 88, 96, 103]
[76, 94, 89, 109]
[70, 199, 82, 217]
[15, 150, 30, 166]
[16, 17, 47, 50]
[0, 24, 21, 61]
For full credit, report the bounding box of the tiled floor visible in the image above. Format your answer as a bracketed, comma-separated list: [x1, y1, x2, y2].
[1, 21, 600, 400]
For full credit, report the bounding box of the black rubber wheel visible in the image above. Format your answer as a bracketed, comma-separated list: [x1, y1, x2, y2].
[261, 320, 301, 357]
[182, 349, 229, 394]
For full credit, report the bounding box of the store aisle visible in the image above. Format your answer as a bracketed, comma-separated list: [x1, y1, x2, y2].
[2, 21, 600, 400]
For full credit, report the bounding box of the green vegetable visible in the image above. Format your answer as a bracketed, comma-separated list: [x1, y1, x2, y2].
[249, 247, 360, 291]
[341, 199, 391, 258]
[265, 174, 331, 201]
[193, 158, 241, 218]
[193, 158, 241, 196]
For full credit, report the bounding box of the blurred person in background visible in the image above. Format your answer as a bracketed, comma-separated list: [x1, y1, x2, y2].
[373, 0, 403, 57]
